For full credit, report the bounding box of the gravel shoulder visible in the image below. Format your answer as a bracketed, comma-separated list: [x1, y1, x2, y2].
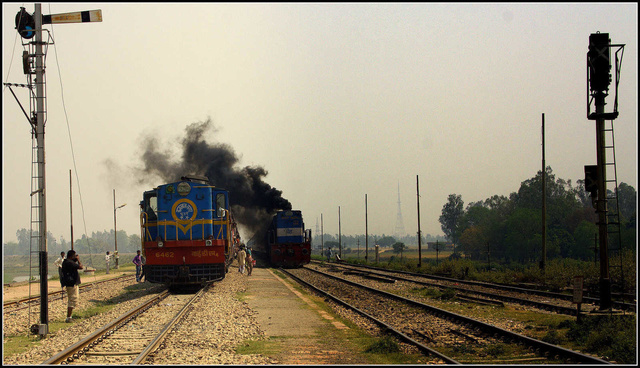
[3, 264, 388, 365]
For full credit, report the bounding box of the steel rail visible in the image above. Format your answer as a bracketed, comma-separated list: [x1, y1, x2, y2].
[278, 268, 460, 365]
[318, 260, 635, 312]
[131, 284, 210, 364]
[42, 290, 170, 365]
[303, 266, 611, 365]
[317, 263, 579, 315]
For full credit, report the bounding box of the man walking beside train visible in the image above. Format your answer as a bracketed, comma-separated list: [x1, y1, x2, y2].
[237, 245, 247, 274]
[133, 250, 143, 282]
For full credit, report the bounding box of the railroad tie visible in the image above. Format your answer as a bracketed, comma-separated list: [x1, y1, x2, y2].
[84, 351, 142, 356]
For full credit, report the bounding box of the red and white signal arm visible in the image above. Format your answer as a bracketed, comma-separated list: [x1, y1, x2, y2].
[42, 10, 102, 24]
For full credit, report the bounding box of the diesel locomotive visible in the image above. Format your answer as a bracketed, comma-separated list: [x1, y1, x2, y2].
[250, 210, 311, 268]
[139, 175, 240, 286]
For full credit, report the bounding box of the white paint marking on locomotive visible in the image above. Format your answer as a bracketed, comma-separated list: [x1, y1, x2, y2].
[276, 228, 303, 236]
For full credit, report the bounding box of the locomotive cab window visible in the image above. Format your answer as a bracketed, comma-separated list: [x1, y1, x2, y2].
[216, 193, 227, 218]
[143, 192, 158, 221]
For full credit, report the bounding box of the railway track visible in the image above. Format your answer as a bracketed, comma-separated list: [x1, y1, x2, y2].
[282, 266, 610, 365]
[311, 260, 636, 314]
[3, 275, 136, 312]
[42, 285, 208, 365]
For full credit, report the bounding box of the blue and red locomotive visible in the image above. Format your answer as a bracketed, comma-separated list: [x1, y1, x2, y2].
[139, 175, 240, 286]
[251, 210, 311, 268]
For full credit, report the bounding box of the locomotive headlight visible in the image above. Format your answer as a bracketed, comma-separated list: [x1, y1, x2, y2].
[158, 240, 164, 248]
[205, 239, 212, 246]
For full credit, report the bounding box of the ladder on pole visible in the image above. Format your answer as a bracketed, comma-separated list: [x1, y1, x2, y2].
[601, 118, 625, 296]
[26, 35, 48, 330]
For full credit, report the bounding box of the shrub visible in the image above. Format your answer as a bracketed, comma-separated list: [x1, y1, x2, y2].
[365, 335, 400, 354]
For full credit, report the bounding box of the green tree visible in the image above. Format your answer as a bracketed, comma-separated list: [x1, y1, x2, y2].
[392, 242, 406, 261]
[439, 194, 464, 246]
[377, 236, 397, 248]
[572, 220, 598, 261]
[459, 226, 487, 260]
[503, 208, 541, 262]
[614, 182, 637, 220]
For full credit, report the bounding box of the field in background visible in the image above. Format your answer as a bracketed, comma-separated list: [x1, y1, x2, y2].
[3, 253, 136, 284]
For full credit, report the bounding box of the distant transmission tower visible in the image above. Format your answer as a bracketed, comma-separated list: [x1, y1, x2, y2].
[315, 217, 320, 248]
[394, 183, 406, 238]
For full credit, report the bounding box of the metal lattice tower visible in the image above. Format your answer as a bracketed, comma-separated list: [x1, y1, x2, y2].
[394, 183, 405, 238]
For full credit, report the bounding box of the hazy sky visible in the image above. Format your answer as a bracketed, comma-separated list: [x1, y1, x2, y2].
[3, 3, 637, 246]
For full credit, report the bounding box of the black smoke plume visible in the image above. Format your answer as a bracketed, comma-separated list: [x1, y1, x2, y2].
[136, 118, 291, 235]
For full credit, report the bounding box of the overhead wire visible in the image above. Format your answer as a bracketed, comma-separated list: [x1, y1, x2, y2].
[47, 3, 96, 274]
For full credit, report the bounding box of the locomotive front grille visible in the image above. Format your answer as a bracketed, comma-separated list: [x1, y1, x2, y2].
[145, 264, 225, 284]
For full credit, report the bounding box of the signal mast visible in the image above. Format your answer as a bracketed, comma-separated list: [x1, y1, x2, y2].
[6, 3, 101, 336]
[584, 32, 625, 311]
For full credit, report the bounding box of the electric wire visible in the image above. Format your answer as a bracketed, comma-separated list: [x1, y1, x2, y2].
[48, 4, 97, 276]
[3, 11, 21, 89]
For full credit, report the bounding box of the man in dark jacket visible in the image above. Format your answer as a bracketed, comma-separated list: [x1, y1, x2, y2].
[62, 250, 83, 322]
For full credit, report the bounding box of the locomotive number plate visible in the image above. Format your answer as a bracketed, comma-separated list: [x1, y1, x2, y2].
[155, 252, 175, 258]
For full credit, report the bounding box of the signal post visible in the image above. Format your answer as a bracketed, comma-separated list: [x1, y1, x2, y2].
[10, 3, 101, 336]
[585, 32, 625, 311]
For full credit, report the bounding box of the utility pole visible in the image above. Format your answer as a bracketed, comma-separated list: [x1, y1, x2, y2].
[9, 4, 102, 336]
[541, 113, 547, 272]
[113, 189, 126, 269]
[416, 175, 422, 268]
[69, 170, 74, 250]
[338, 206, 342, 258]
[321, 214, 324, 258]
[365, 194, 368, 263]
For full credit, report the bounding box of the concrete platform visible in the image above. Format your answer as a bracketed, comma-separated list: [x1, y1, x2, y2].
[243, 267, 358, 364]
[244, 268, 348, 337]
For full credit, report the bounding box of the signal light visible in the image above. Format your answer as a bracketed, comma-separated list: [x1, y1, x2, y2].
[588, 33, 611, 92]
[15, 7, 36, 39]
[584, 165, 598, 199]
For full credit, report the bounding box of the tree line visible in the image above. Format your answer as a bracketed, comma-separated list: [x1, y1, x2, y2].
[313, 233, 447, 252]
[3, 229, 142, 256]
[438, 166, 636, 263]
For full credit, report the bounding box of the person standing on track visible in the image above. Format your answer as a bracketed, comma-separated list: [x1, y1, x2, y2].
[54, 251, 65, 289]
[238, 245, 247, 274]
[133, 250, 143, 282]
[105, 251, 111, 274]
[62, 250, 83, 323]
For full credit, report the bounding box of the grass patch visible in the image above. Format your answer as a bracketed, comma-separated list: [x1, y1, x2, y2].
[563, 315, 637, 364]
[236, 339, 284, 356]
[364, 335, 400, 353]
[2, 317, 96, 360]
[409, 286, 456, 300]
[3, 334, 42, 359]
